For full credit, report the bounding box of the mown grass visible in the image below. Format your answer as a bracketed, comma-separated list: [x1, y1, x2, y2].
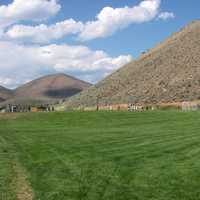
[0, 121, 16, 200]
[1, 111, 200, 200]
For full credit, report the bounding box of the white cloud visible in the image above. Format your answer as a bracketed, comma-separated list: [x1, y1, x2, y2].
[6, 19, 84, 43]
[0, 0, 175, 89]
[158, 12, 175, 20]
[0, 42, 132, 88]
[3, 0, 175, 43]
[0, 77, 14, 86]
[0, 0, 61, 28]
[78, 0, 161, 41]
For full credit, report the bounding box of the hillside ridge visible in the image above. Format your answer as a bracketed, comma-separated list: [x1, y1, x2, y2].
[62, 20, 200, 108]
[0, 86, 13, 102]
[0, 73, 91, 106]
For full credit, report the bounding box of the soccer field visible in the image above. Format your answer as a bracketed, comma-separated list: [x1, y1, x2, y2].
[1, 111, 200, 200]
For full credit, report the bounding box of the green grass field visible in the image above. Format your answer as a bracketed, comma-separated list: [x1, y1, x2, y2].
[1, 111, 200, 200]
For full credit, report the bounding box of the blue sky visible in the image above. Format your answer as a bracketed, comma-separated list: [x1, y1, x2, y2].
[55, 1, 197, 56]
[57, 0, 200, 57]
[0, 0, 199, 88]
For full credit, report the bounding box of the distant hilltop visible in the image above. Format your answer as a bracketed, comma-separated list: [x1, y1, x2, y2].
[0, 73, 91, 107]
[61, 20, 200, 109]
[0, 86, 13, 102]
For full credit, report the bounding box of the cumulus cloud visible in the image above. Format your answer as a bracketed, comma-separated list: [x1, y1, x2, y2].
[0, 0, 175, 89]
[6, 19, 84, 43]
[3, 0, 175, 43]
[0, 77, 15, 86]
[0, 0, 61, 28]
[0, 42, 132, 88]
[158, 12, 175, 20]
[78, 0, 161, 41]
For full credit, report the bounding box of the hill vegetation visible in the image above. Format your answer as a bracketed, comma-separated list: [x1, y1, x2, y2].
[63, 20, 200, 108]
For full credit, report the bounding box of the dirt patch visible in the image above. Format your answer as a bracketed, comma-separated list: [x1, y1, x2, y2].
[12, 162, 33, 200]
[0, 134, 33, 200]
[0, 113, 25, 120]
[0, 113, 19, 120]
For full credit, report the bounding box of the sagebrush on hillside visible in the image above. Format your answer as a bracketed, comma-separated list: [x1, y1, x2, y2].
[63, 20, 200, 108]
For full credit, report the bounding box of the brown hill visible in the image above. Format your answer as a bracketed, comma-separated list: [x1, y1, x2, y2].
[0, 73, 91, 106]
[63, 20, 200, 108]
[0, 86, 13, 102]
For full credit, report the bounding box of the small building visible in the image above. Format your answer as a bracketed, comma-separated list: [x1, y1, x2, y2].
[2, 104, 55, 113]
[182, 101, 200, 111]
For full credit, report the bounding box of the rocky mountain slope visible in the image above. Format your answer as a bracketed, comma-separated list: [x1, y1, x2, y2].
[63, 20, 200, 108]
